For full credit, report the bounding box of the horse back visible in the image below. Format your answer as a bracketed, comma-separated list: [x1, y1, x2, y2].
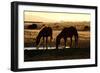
[60, 26, 78, 37]
[39, 27, 52, 36]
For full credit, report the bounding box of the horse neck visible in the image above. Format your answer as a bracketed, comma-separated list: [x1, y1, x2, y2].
[37, 32, 41, 37]
[56, 35, 61, 43]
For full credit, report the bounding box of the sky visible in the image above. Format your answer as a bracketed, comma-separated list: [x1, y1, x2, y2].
[24, 11, 90, 22]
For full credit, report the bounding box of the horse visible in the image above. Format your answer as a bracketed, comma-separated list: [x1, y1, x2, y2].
[56, 26, 78, 49]
[36, 26, 52, 49]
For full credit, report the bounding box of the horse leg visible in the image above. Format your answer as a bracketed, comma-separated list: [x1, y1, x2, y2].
[43, 37, 44, 49]
[64, 38, 67, 48]
[49, 36, 52, 48]
[75, 37, 78, 48]
[56, 42, 58, 49]
[46, 37, 48, 49]
[70, 37, 72, 48]
[56, 39, 59, 49]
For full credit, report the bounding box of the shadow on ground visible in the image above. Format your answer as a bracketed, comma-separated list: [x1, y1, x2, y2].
[24, 48, 90, 62]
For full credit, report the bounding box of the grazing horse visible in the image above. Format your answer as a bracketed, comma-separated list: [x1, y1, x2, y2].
[56, 26, 78, 49]
[36, 26, 52, 49]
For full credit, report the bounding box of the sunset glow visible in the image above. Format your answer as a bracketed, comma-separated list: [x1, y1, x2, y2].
[24, 11, 90, 22]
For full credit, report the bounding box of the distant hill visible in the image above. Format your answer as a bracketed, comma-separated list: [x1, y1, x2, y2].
[24, 21, 90, 31]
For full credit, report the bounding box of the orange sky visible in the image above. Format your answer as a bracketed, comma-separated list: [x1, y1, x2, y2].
[24, 11, 90, 22]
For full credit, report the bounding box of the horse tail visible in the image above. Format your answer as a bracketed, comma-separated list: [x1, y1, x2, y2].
[49, 28, 53, 42]
[48, 28, 52, 48]
[74, 30, 78, 48]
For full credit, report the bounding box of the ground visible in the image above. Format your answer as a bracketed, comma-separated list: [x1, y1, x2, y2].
[24, 48, 90, 62]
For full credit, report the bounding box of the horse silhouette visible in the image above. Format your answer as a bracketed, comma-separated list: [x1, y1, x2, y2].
[36, 26, 52, 49]
[56, 26, 78, 49]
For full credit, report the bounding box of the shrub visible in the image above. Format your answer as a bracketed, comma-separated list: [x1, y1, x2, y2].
[83, 26, 90, 31]
[28, 24, 37, 29]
